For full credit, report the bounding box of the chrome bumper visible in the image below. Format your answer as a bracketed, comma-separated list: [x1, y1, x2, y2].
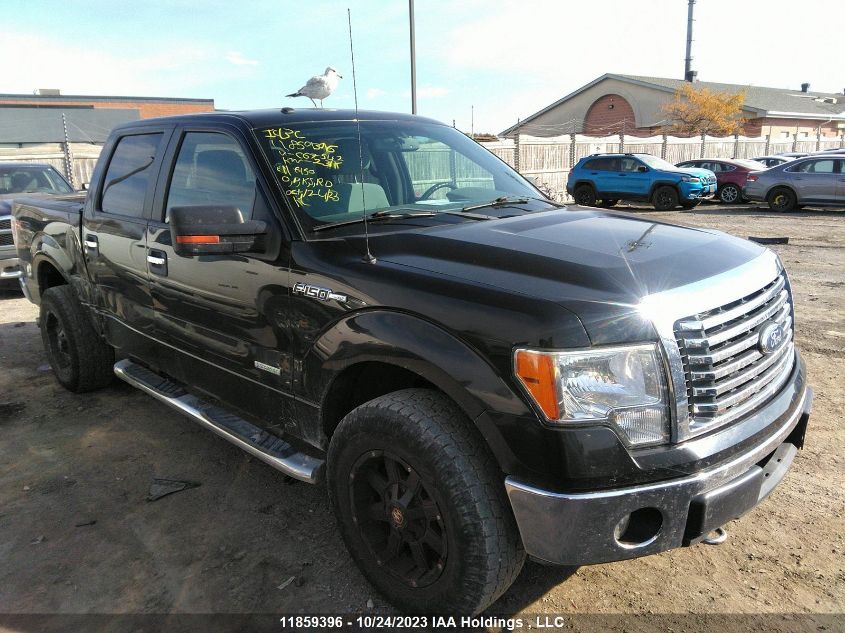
[505, 380, 812, 566]
[0, 256, 21, 279]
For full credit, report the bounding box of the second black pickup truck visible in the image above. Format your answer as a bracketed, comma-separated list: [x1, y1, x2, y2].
[12, 109, 812, 614]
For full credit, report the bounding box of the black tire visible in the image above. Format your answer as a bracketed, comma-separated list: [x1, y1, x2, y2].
[767, 187, 797, 212]
[652, 185, 679, 211]
[719, 183, 741, 204]
[327, 388, 525, 614]
[573, 184, 597, 207]
[40, 285, 114, 392]
[597, 198, 618, 208]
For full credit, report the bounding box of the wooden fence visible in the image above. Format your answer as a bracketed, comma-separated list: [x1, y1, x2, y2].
[481, 133, 845, 202]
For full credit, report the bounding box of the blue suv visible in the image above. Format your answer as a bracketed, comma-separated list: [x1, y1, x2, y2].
[567, 153, 717, 210]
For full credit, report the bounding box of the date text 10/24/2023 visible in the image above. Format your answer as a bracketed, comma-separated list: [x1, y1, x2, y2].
[277, 615, 575, 629]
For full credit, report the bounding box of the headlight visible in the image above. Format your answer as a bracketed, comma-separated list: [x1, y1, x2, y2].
[514, 344, 670, 446]
[681, 175, 700, 183]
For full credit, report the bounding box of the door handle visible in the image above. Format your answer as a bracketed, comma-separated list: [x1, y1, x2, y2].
[147, 249, 168, 276]
[83, 234, 99, 255]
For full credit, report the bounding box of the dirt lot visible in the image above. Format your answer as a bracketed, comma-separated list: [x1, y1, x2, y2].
[0, 203, 843, 627]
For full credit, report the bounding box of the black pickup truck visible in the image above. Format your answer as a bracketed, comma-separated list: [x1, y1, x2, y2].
[12, 109, 812, 614]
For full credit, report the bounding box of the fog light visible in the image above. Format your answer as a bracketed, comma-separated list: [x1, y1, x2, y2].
[614, 507, 663, 547]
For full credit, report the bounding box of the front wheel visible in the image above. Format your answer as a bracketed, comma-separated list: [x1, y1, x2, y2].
[652, 185, 679, 211]
[767, 187, 797, 212]
[328, 389, 525, 614]
[719, 183, 741, 204]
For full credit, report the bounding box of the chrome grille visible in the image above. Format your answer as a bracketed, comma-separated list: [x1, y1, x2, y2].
[674, 272, 795, 437]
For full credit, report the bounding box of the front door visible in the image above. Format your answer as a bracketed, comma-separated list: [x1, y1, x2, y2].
[82, 128, 170, 354]
[617, 156, 651, 196]
[145, 127, 296, 435]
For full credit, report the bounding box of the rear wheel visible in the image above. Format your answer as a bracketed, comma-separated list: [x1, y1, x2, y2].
[328, 389, 525, 614]
[767, 187, 797, 212]
[573, 184, 597, 207]
[652, 185, 679, 211]
[40, 285, 114, 392]
[719, 183, 741, 204]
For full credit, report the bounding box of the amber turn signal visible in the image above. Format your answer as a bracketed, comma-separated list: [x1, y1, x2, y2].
[176, 235, 221, 244]
[514, 350, 560, 420]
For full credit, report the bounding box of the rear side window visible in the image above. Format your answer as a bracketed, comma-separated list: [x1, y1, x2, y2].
[100, 134, 162, 217]
[165, 132, 261, 222]
[583, 157, 618, 171]
[793, 159, 836, 174]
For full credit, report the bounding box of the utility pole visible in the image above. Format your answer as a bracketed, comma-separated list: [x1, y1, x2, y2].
[409, 0, 417, 114]
[684, 0, 695, 81]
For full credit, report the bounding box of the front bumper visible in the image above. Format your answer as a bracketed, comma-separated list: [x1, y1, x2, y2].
[0, 255, 21, 279]
[505, 378, 812, 566]
[682, 182, 717, 200]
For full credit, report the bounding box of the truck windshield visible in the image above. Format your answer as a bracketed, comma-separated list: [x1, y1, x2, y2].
[0, 165, 73, 195]
[253, 120, 538, 230]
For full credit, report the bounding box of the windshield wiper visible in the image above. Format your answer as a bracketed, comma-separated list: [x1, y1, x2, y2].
[460, 196, 530, 213]
[311, 206, 499, 233]
[311, 210, 438, 233]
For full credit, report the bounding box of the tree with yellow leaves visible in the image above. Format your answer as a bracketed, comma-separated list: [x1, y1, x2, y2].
[662, 83, 747, 136]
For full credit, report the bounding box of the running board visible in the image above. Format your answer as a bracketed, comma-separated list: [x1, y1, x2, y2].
[113, 359, 324, 484]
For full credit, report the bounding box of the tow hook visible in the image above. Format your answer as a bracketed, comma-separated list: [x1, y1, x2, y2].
[702, 526, 728, 545]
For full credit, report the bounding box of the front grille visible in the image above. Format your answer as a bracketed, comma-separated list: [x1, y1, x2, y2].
[0, 233, 13, 247]
[674, 272, 795, 437]
[0, 218, 10, 231]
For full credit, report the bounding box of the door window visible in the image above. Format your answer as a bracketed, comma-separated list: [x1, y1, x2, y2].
[620, 157, 643, 172]
[165, 132, 260, 221]
[794, 159, 835, 173]
[100, 133, 163, 217]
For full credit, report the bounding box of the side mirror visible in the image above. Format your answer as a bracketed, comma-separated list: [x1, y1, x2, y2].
[169, 205, 267, 256]
[637, 165, 649, 173]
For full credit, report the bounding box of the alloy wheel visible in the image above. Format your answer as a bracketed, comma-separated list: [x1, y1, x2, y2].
[349, 450, 447, 588]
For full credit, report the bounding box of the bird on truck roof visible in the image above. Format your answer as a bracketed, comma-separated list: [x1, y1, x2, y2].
[286, 67, 343, 108]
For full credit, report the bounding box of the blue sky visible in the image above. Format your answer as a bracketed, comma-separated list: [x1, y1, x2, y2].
[3, 0, 842, 134]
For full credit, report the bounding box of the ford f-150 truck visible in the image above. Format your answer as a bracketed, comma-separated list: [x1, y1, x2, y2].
[12, 109, 812, 614]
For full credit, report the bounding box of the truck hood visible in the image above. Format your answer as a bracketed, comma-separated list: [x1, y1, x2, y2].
[374, 207, 765, 343]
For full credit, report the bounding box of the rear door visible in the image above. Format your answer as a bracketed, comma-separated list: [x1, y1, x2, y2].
[82, 127, 171, 350]
[145, 125, 297, 432]
[837, 159, 845, 202]
[789, 158, 839, 203]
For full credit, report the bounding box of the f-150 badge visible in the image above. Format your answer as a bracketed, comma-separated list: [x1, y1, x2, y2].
[293, 282, 347, 303]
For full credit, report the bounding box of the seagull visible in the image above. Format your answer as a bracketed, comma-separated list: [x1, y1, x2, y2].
[286, 66, 343, 108]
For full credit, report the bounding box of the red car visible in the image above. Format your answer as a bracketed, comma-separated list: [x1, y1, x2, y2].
[676, 158, 768, 203]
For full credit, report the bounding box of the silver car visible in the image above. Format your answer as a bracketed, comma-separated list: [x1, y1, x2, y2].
[743, 156, 845, 211]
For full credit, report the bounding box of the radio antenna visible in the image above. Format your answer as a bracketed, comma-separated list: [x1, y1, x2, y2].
[348, 8, 376, 264]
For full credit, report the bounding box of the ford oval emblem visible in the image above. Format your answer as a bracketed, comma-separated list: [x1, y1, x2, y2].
[758, 322, 784, 355]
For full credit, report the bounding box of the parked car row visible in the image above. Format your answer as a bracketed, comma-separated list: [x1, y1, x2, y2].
[566, 149, 845, 211]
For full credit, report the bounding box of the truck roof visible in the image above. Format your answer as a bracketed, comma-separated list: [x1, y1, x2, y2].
[114, 108, 445, 131]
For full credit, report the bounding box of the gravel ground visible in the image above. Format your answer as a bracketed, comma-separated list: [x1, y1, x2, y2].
[0, 203, 842, 629]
